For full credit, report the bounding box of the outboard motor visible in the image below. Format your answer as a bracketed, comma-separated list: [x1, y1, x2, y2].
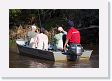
[65, 44, 84, 61]
[76, 44, 84, 56]
[69, 44, 84, 56]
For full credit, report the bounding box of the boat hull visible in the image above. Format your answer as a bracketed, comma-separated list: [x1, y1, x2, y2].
[16, 39, 93, 61]
[17, 44, 55, 61]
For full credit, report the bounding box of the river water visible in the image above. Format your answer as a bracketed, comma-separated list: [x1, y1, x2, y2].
[9, 44, 99, 68]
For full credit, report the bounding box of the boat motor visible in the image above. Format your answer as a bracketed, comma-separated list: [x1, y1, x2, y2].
[75, 44, 84, 56]
[69, 44, 84, 56]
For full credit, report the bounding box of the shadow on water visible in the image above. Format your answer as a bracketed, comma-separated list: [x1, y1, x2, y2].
[9, 44, 99, 68]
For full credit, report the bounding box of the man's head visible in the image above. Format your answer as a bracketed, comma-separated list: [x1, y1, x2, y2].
[67, 20, 74, 28]
[40, 27, 45, 33]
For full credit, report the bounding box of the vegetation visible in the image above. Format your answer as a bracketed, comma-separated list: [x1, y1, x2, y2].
[9, 9, 99, 29]
[9, 9, 99, 45]
[9, 39, 16, 47]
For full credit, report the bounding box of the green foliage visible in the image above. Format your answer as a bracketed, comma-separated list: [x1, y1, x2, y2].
[9, 9, 21, 17]
[9, 39, 16, 47]
[9, 9, 99, 44]
[9, 9, 99, 29]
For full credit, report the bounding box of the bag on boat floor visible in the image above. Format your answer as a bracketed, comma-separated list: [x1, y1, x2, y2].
[67, 44, 84, 56]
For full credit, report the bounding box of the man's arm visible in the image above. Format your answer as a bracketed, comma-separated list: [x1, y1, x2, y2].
[63, 39, 69, 51]
[61, 29, 67, 35]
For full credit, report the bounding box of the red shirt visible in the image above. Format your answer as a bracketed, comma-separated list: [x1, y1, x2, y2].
[66, 27, 80, 44]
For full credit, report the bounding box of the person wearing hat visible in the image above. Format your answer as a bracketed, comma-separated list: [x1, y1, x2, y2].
[63, 20, 80, 61]
[27, 25, 37, 40]
[54, 27, 67, 51]
[27, 25, 38, 48]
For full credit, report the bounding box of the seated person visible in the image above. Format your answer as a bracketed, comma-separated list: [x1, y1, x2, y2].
[54, 27, 67, 51]
[35, 28, 48, 50]
[27, 25, 38, 48]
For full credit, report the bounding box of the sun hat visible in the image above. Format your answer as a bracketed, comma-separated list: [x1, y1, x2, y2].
[31, 25, 37, 29]
[58, 27, 63, 31]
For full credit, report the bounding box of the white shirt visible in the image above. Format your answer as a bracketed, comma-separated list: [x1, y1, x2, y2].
[36, 33, 48, 50]
[29, 35, 38, 48]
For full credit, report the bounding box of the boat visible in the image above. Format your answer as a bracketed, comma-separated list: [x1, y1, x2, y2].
[16, 39, 93, 61]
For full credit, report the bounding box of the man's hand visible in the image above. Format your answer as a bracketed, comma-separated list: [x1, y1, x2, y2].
[63, 46, 67, 52]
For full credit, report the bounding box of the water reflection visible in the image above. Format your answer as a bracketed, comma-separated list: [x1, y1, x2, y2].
[9, 44, 99, 68]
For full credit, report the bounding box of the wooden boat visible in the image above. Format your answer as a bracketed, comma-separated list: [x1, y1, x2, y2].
[16, 39, 93, 61]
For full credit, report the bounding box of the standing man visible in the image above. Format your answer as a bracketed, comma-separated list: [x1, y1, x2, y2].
[63, 20, 80, 61]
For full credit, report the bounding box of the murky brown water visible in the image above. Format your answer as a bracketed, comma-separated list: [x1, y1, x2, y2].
[9, 44, 99, 68]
